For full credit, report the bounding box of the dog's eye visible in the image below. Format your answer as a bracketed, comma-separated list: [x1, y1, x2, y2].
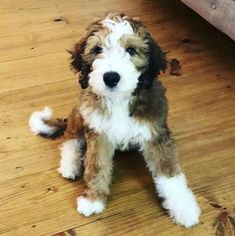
[126, 47, 136, 56]
[93, 46, 103, 54]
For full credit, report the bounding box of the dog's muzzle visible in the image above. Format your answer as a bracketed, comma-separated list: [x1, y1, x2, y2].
[103, 72, 120, 88]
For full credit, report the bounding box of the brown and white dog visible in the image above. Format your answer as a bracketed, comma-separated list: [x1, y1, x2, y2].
[29, 13, 201, 228]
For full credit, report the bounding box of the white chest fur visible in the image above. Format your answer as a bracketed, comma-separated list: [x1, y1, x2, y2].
[80, 98, 152, 148]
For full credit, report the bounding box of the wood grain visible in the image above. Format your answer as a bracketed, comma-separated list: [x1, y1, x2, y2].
[0, 0, 234, 236]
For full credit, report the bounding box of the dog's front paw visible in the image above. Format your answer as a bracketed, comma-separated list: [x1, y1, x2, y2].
[154, 174, 201, 228]
[77, 196, 105, 217]
[164, 198, 201, 228]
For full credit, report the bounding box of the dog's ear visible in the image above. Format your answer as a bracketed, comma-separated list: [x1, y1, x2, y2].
[149, 38, 167, 76]
[69, 38, 91, 89]
[138, 36, 166, 89]
[70, 38, 87, 72]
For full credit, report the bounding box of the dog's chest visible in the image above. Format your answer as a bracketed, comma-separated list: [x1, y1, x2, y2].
[80, 99, 152, 147]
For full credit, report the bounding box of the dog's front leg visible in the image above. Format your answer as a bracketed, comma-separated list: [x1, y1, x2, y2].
[77, 131, 114, 217]
[142, 133, 201, 228]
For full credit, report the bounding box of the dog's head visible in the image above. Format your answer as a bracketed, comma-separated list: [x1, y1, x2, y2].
[70, 13, 166, 98]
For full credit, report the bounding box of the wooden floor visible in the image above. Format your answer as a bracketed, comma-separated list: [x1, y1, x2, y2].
[0, 0, 235, 235]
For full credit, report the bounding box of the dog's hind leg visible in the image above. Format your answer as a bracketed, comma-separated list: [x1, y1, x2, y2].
[58, 107, 86, 180]
[58, 137, 85, 180]
[142, 131, 201, 228]
[77, 132, 114, 217]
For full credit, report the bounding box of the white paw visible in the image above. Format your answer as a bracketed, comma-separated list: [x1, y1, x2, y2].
[77, 196, 105, 217]
[57, 166, 79, 180]
[154, 173, 201, 228]
[163, 196, 201, 228]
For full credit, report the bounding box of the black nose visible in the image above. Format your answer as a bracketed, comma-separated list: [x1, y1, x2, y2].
[103, 72, 120, 88]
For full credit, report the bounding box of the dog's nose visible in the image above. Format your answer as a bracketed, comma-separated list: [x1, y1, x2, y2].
[103, 72, 120, 88]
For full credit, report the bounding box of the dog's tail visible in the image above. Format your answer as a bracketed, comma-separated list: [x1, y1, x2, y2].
[29, 107, 67, 139]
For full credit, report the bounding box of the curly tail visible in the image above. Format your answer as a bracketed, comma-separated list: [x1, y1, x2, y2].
[29, 107, 67, 139]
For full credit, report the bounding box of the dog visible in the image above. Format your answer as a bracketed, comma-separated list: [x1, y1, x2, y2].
[29, 13, 201, 228]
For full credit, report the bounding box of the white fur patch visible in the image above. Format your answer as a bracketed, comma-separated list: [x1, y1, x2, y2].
[77, 196, 105, 217]
[28, 107, 57, 135]
[102, 17, 134, 42]
[154, 173, 201, 228]
[80, 98, 152, 148]
[58, 139, 83, 180]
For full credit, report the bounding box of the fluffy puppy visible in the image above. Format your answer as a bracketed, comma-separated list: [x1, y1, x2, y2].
[29, 13, 201, 228]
